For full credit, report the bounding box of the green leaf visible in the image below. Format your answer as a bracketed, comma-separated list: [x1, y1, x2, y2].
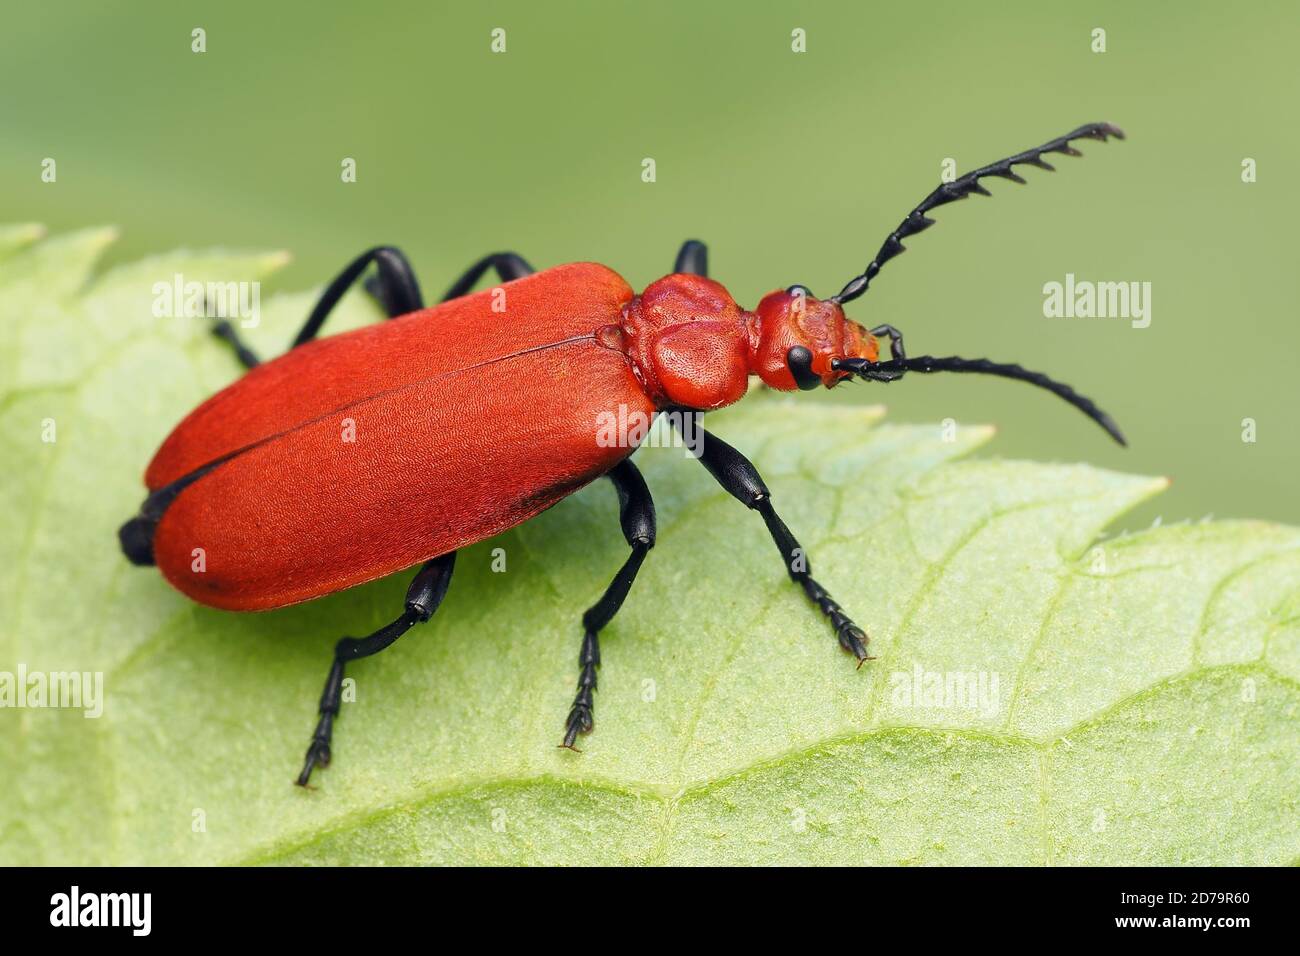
[2, 227, 1297, 866]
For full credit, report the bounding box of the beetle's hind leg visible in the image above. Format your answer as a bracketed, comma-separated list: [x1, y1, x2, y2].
[209, 318, 263, 369]
[438, 252, 535, 300]
[560, 460, 656, 750]
[210, 246, 425, 369]
[298, 551, 455, 786]
[292, 246, 425, 347]
[212, 247, 536, 370]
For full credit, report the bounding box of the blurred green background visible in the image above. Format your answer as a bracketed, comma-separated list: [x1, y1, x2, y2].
[4, 0, 1297, 528]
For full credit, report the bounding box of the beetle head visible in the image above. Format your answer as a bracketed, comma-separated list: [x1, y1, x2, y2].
[751, 286, 878, 391]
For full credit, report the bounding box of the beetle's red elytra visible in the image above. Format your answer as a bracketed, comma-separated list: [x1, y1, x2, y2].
[119, 122, 1126, 785]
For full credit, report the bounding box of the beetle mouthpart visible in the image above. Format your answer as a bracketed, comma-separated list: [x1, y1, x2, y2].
[832, 355, 1127, 447]
[836, 356, 904, 383]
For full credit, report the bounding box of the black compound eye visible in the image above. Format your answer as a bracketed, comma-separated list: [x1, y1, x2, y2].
[786, 346, 821, 391]
[785, 284, 812, 298]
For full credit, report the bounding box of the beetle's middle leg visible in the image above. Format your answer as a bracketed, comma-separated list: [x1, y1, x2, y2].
[685, 426, 872, 665]
[297, 551, 455, 786]
[560, 459, 656, 750]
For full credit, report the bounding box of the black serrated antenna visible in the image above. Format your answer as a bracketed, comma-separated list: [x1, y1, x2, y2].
[833, 355, 1126, 446]
[830, 122, 1125, 305]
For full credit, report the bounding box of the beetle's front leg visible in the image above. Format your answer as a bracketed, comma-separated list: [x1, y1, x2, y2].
[560, 459, 656, 750]
[672, 239, 709, 276]
[687, 427, 872, 665]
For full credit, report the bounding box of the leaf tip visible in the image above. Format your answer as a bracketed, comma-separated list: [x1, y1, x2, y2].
[263, 249, 294, 271]
[858, 403, 889, 424]
[11, 222, 47, 242]
[92, 225, 121, 246]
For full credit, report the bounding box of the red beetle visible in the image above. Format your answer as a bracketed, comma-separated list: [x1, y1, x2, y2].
[120, 123, 1125, 784]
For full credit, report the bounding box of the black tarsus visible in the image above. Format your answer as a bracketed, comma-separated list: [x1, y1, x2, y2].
[832, 122, 1125, 305]
[834, 354, 1127, 446]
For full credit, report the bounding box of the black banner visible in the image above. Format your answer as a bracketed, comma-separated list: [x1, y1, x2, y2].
[6, 866, 1287, 940]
